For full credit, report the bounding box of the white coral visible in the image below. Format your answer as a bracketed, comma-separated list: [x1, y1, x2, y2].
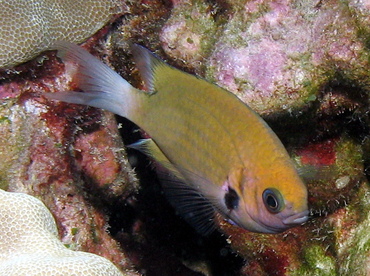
[0, 189, 124, 276]
[0, 0, 123, 68]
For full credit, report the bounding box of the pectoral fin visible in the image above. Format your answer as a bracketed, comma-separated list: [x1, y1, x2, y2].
[128, 138, 184, 180]
[128, 138, 217, 235]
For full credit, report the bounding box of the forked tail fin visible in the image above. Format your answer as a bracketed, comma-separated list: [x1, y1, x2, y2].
[45, 41, 142, 119]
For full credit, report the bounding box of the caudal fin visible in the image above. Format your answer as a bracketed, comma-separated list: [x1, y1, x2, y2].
[45, 41, 140, 118]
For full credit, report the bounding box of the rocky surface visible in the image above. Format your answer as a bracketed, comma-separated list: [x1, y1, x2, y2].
[2, 0, 370, 275]
[0, 189, 126, 275]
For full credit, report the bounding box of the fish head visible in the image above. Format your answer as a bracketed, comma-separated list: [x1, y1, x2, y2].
[220, 166, 308, 233]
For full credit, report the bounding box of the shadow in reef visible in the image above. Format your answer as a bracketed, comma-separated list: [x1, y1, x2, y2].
[108, 117, 244, 276]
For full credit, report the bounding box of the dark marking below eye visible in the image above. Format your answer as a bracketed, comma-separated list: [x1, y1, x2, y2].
[224, 187, 239, 210]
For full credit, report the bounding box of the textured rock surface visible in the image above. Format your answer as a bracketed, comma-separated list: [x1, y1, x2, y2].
[0, 0, 124, 68]
[107, 0, 370, 274]
[0, 44, 139, 274]
[0, 189, 124, 275]
[2, 0, 370, 275]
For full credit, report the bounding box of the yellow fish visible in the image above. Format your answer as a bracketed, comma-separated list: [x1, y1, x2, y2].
[46, 42, 308, 234]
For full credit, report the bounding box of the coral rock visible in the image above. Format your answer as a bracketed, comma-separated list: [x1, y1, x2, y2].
[0, 0, 124, 68]
[0, 189, 125, 276]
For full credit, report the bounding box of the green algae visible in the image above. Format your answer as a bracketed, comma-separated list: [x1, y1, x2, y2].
[336, 183, 370, 275]
[0, 100, 28, 190]
[71, 227, 79, 235]
[0, 116, 10, 124]
[335, 138, 363, 177]
[160, 0, 218, 71]
[295, 244, 336, 276]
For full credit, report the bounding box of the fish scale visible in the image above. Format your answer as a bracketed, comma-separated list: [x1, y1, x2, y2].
[139, 74, 243, 154]
[142, 97, 235, 179]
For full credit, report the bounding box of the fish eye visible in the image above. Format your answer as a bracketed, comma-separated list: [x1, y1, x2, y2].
[224, 186, 240, 210]
[262, 188, 284, 213]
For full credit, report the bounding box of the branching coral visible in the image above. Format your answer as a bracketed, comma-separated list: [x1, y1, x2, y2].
[0, 189, 125, 276]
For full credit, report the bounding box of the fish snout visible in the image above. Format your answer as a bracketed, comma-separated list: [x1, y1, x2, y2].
[282, 210, 309, 225]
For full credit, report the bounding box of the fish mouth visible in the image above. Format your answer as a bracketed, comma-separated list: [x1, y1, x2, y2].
[282, 210, 309, 225]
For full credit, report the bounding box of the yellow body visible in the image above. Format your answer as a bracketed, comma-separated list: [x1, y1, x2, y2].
[47, 42, 308, 233]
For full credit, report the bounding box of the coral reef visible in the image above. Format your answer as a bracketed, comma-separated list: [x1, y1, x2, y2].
[2, 0, 370, 275]
[0, 189, 125, 275]
[0, 0, 125, 68]
[106, 0, 370, 274]
[0, 43, 139, 274]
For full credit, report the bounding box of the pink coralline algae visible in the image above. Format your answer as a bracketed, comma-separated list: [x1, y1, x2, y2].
[2, 0, 370, 275]
[0, 50, 139, 274]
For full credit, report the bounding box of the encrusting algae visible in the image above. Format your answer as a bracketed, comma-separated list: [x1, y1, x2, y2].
[46, 42, 308, 234]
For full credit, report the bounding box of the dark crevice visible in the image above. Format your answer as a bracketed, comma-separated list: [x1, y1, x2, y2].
[107, 117, 244, 275]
